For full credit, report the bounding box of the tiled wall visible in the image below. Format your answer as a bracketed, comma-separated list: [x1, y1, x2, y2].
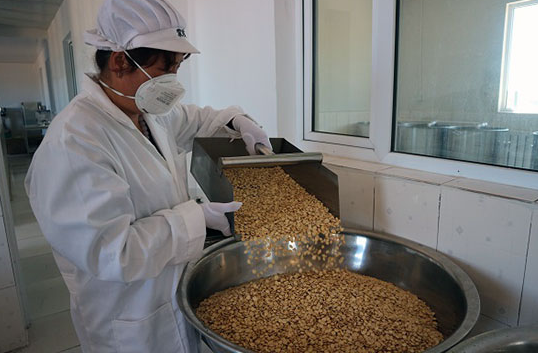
[325, 157, 538, 331]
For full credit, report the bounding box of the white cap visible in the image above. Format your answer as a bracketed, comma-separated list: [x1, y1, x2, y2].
[84, 0, 199, 54]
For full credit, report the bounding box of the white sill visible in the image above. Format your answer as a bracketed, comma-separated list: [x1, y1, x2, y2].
[443, 178, 538, 203]
[497, 109, 538, 116]
[322, 155, 390, 173]
[378, 167, 457, 186]
[323, 153, 538, 203]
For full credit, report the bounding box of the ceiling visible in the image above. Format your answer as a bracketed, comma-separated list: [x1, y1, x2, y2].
[0, 0, 63, 29]
[0, 0, 64, 63]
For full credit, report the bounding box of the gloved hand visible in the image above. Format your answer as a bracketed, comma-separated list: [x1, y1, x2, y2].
[201, 201, 242, 236]
[232, 115, 272, 155]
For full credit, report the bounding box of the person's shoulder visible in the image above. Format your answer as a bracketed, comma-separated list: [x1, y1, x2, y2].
[55, 93, 109, 124]
[44, 93, 111, 144]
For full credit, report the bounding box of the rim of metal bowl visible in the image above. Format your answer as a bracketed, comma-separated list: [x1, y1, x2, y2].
[447, 324, 538, 352]
[178, 229, 480, 353]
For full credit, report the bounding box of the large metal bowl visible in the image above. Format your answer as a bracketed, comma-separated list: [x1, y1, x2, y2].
[178, 230, 480, 352]
[447, 325, 538, 352]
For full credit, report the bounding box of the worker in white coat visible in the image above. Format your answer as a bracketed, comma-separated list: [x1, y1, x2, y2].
[24, 0, 272, 352]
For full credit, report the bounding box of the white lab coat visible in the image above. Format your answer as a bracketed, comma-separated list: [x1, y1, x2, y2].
[25, 74, 245, 353]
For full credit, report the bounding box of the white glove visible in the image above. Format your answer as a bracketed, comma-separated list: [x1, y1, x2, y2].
[201, 201, 242, 236]
[232, 116, 272, 155]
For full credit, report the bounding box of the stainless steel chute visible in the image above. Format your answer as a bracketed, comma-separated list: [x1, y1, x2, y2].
[190, 138, 339, 245]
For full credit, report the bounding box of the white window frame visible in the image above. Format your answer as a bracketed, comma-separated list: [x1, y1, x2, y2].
[298, 0, 538, 189]
[303, 0, 374, 149]
[498, 0, 538, 114]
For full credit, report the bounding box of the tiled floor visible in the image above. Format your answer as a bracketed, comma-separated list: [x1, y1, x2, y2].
[8, 155, 81, 353]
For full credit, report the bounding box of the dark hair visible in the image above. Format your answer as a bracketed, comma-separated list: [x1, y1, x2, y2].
[95, 47, 178, 73]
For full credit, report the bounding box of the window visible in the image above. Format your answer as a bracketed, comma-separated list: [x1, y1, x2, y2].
[305, 0, 373, 147]
[392, 0, 538, 171]
[302, 0, 538, 188]
[499, 0, 538, 114]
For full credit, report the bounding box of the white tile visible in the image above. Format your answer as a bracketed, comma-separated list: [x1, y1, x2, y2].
[0, 286, 28, 352]
[26, 276, 70, 321]
[10, 198, 32, 217]
[335, 112, 347, 131]
[445, 178, 538, 203]
[437, 187, 532, 326]
[17, 236, 51, 259]
[10, 184, 29, 199]
[374, 176, 440, 249]
[60, 346, 81, 353]
[327, 112, 337, 131]
[519, 208, 538, 325]
[17, 310, 79, 353]
[15, 221, 44, 241]
[323, 155, 390, 173]
[14, 211, 38, 228]
[326, 165, 374, 231]
[378, 167, 456, 185]
[467, 314, 510, 338]
[0, 217, 15, 288]
[20, 253, 61, 287]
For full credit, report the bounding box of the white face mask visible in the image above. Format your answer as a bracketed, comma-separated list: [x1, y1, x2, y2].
[99, 51, 186, 115]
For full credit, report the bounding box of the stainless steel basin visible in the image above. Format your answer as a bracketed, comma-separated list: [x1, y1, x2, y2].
[178, 230, 480, 352]
[448, 325, 538, 352]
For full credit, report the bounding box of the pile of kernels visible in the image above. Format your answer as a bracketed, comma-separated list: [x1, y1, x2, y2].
[225, 167, 341, 241]
[197, 268, 444, 353]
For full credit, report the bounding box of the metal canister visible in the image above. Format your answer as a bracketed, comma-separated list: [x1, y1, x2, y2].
[396, 121, 509, 164]
[425, 122, 458, 158]
[443, 125, 509, 164]
[395, 121, 436, 156]
[531, 131, 538, 170]
[353, 121, 370, 137]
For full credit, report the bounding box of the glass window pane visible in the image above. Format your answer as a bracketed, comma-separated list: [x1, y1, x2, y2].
[313, 0, 372, 137]
[394, 0, 538, 171]
[501, 2, 538, 114]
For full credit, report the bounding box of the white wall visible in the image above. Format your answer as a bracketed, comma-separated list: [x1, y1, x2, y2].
[0, 64, 41, 108]
[187, 0, 278, 136]
[46, 0, 105, 112]
[47, 2, 71, 111]
[0, 37, 39, 64]
[275, 0, 299, 142]
[35, 45, 51, 110]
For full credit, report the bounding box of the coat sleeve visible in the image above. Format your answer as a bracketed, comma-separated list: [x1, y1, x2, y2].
[25, 135, 206, 283]
[159, 104, 251, 152]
